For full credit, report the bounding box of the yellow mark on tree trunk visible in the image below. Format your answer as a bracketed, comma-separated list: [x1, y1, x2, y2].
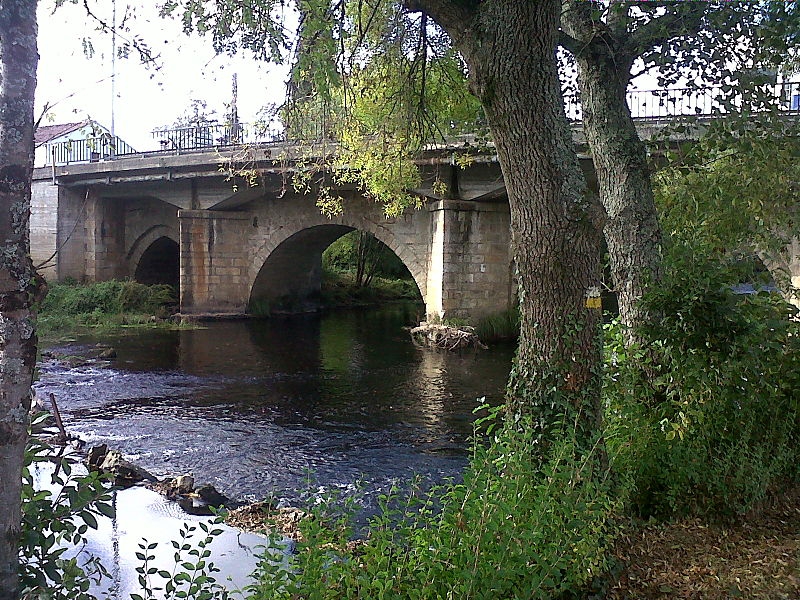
[585, 286, 602, 309]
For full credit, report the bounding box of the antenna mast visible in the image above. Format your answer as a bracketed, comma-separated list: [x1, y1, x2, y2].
[111, 0, 116, 140]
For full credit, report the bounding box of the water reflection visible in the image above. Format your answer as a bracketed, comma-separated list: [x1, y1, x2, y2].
[31, 462, 275, 599]
[36, 306, 513, 504]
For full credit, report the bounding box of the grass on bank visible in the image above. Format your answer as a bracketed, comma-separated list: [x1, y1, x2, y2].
[37, 280, 179, 337]
[320, 267, 421, 307]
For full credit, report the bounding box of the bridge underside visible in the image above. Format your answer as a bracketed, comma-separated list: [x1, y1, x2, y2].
[134, 236, 180, 287]
[249, 224, 355, 313]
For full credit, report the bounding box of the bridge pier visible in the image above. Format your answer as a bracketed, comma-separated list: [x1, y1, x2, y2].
[425, 200, 512, 321]
[83, 193, 127, 281]
[178, 209, 252, 315]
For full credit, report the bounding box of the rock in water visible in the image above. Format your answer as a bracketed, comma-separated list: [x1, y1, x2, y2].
[97, 347, 117, 359]
[99, 450, 156, 487]
[177, 485, 230, 516]
[86, 444, 109, 471]
[197, 484, 229, 508]
[174, 474, 195, 494]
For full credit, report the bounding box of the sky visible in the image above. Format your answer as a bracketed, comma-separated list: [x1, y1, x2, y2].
[35, 1, 291, 151]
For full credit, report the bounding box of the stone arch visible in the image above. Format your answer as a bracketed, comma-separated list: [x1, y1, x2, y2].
[128, 225, 179, 287]
[248, 222, 426, 314]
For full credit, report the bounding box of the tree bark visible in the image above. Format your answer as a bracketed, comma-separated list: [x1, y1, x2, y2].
[576, 48, 663, 345]
[0, 3, 40, 599]
[560, 1, 671, 345]
[420, 0, 605, 443]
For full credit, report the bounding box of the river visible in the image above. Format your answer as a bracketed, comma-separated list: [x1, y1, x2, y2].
[35, 304, 514, 507]
[33, 305, 514, 596]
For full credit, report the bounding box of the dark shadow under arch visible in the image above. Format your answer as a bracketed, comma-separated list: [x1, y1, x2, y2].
[249, 224, 423, 315]
[134, 236, 179, 287]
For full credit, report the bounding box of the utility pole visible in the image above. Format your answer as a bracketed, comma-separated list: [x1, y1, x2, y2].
[230, 73, 240, 143]
[111, 0, 116, 142]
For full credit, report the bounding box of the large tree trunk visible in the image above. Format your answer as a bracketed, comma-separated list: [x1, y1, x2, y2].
[576, 50, 663, 344]
[421, 0, 605, 444]
[0, 3, 40, 599]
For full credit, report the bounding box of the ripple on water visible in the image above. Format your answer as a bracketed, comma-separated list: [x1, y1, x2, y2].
[37, 313, 513, 508]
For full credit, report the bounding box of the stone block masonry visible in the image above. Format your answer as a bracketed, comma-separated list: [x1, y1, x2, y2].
[32, 154, 522, 322]
[426, 200, 512, 321]
[179, 210, 252, 314]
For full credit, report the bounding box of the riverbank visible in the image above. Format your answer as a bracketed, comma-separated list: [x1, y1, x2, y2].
[37, 276, 422, 336]
[320, 269, 421, 308]
[33, 333, 800, 599]
[221, 487, 800, 599]
[36, 280, 183, 339]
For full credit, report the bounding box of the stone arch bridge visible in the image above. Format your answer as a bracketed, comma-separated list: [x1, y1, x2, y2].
[31, 120, 800, 320]
[32, 144, 533, 321]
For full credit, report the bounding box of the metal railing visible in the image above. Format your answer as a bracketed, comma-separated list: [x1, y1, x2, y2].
[564, 81, 800, 121]
[151, 122, 284, 151]
[46, 135, 137, 166]
[43, 83, 800, 163]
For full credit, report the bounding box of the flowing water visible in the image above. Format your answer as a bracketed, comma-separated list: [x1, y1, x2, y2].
[36, 305, 514, 505]
[33, 305, 513, 596]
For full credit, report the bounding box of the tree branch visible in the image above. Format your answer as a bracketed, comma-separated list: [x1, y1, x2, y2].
[629, 2, 707, 56]
[559, 30, 580, 54]
[560, 0, 613, 56]
[403, 0, 478, 45]
[605, 0, 631, 36]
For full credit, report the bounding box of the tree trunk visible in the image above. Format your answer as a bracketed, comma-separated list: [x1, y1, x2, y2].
[575, 50, 664, 344]
[423, 0, 605, 444]
[0, 3, 40, 599]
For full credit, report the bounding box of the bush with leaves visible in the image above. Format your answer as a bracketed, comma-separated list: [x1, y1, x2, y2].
[656, 116, 800, 301]
[40, 280, 175, 316]
[19, 422, 114, 600]
[606, 124, 800, 518]
[38, 280, 177, 334]
[132, 517, 231, 600]
[604, 250, 800, 518]
[323, 231, 412, 283]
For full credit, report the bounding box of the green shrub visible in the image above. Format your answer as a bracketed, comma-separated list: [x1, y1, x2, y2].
[475, 307, 520, 341]
[38, 280, 177, 333]
[132, 518, 231, 600]
[321, 269, 421, 307]
[20, 422, 115, 599]
[249, 405, 618, 599]
[40, 280, 175, 316]
[604, 256, 800, 518]
[323, 231, 410, 280]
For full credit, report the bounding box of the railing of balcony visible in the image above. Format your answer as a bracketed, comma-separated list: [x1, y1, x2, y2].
[46, 135, 137, 166]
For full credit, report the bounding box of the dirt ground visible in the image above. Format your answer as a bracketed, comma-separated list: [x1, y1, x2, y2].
[607, 491, 800, 599]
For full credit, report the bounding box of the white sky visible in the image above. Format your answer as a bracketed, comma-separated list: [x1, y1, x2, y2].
[35, 1, 291, 151]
